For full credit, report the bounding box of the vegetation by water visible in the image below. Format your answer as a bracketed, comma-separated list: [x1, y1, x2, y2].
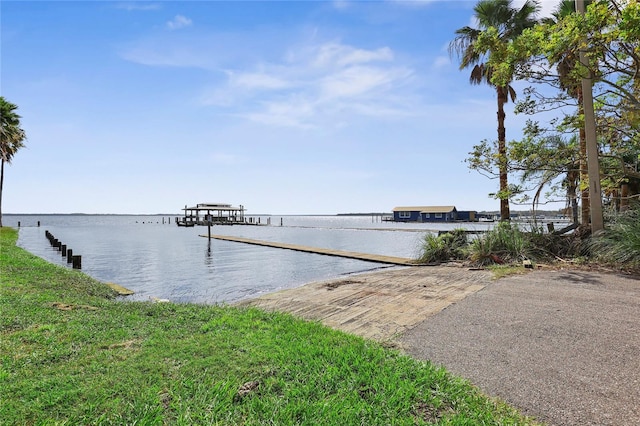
[0, 227, 536, 425]
[589, 208, 640, 270]
[419, 207, 640, 274]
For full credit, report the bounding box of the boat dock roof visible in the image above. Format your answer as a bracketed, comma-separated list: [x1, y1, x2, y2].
[183, 203, 244, 212]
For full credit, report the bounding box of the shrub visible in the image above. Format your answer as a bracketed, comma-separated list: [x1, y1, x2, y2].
[526, 230, 585, 261]
[418, 228, 468, 263]
[468, 222, 531, 266]
[588, 207, 640, 270]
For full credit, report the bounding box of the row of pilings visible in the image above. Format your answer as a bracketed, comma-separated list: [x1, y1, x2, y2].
[45, 230, 81, 269]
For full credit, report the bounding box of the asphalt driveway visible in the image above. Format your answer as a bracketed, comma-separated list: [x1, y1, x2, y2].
[400, 269, 640, 426]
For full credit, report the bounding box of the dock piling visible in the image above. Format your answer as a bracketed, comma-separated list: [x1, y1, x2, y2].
[72, 255, 82, 269]
[43, 231, 81, 269]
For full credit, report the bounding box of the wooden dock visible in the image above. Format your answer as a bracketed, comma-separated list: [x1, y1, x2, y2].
[201, 234, 421, 266]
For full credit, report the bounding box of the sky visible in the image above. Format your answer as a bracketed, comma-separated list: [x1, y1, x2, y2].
[1, 0, 566, 215]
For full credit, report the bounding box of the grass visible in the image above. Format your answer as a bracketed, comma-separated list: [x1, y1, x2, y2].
[486, 265, 531, 279]
[589, 207, 640, 271]
[0, 227, 536, 425]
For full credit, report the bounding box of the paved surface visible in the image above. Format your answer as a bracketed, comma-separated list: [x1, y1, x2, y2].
[239, 266, 640, 426]
[400, 269, 640, 426]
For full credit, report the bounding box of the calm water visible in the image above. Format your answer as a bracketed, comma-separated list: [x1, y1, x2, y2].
[9, 215, 493, 304]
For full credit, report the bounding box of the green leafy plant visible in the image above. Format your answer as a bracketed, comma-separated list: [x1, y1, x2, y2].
[588, 207, 640, 270]
[468, 222, 530, 266]
[418, 228, 469, 263]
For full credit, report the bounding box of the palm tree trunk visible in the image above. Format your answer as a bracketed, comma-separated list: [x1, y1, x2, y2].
[567, 168, 580, 224]
[496, 86, 510, 221]
[620, 182, 629, 212]
[577, 88, 590, 225]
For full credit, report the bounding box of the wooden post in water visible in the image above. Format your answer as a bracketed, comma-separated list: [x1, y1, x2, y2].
[67, 249, 73, 263]
[61, 245, 67, 257]
[207, 219, 212, 240]
[18, 221, 20, 227]
[72, 255, 82, 269]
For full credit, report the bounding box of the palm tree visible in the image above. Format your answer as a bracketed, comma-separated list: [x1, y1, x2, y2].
[450, 0, 539, 221]
[545, 0, 592, 225]
[0, 97, 27, 227]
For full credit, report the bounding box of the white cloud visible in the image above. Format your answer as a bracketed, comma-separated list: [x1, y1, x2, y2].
[194, 38, 417, 128]
[121, 41, 210, 68]
[513, 0, 562, 18]
[320, 65, 411, 99]
[167, 15, 192, 30]
[116, 3, 162, 11]
[432, 55, 450, 68]
[121, 27, 417, 129]
[332, 0, 351, 11]
[244, 95, 317, 129]
[311, 43, 393, 68]
[230, 71, 291, 90]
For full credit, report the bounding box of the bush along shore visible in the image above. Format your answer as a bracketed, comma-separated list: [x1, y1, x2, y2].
[0, 227, 537, 425]
[419, 208, 640, 273]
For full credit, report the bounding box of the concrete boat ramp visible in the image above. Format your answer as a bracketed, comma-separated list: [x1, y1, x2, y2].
[236, 266, 491, 341]
[201, 234, 420, 266]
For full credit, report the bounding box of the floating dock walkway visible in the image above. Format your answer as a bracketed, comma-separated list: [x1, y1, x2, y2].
[202, 234, 421, 266]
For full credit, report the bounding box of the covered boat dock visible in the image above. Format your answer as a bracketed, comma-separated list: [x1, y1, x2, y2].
[177, 203, 246, 226]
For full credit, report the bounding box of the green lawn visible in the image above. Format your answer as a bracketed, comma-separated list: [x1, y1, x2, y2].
[0, 227, 537, 425]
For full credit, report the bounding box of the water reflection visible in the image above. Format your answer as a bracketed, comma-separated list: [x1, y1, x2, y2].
[10, 214, 496, 304]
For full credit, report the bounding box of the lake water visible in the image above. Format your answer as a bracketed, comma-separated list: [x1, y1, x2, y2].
[9, 215, 494, 304]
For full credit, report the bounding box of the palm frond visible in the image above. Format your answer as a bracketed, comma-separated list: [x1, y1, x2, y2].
[507, 85, 517, 102]
[449, 26, 482, 67]
[470, 64, 491, 85]
[474, 0, 513, 31]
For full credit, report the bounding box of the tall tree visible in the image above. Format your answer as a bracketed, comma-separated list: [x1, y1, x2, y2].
[547, 0, 592, 224]
[450, 0, 539, 221]
[505, 0, 639, 216]
[0, 97, 27, 227]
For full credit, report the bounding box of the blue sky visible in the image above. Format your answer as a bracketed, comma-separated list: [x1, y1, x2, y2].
[2, 0, 564, 215]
